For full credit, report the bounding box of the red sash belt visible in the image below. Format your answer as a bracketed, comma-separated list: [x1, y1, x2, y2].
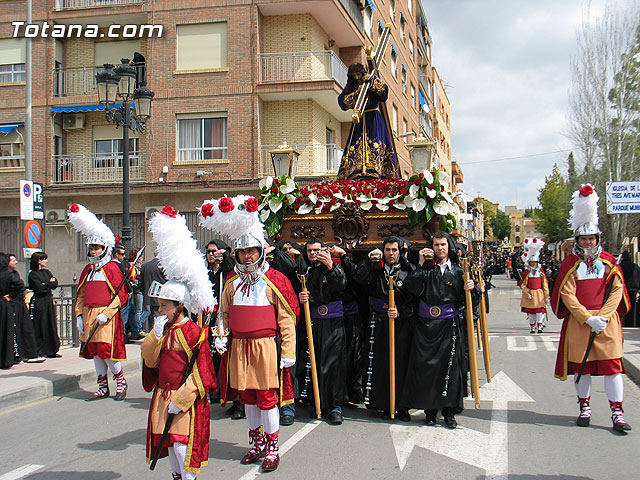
[229, 304, 277, 338]
[575, 278, 606, 310]
[83, 280, 113, 306]
[527, 276, 542, 289]
[157, 349, 189, 391]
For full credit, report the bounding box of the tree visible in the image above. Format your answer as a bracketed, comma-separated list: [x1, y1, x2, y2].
[533, 164, 572, 245]
[490, 210, 511, 242]
[566, 152, 582, 192]
[566, 2, 640, 248]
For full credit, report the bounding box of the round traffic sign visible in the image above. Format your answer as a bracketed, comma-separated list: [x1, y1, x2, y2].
[23, 183, 31, 197]
[24, 220, 42, 248]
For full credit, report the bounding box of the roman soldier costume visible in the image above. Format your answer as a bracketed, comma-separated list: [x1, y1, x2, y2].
[551, 184, 631, 432]
[519, 238, 549, 333]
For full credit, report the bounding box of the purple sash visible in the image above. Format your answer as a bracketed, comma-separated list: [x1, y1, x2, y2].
[418, 300, 456, 319]
[370, 297, 389, 313]
[311, 300, 344, 319]
[343, 300, 359, 316]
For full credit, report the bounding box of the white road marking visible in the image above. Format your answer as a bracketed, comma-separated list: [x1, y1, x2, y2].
[237, 420, 321, 480]
[506, 336, 537, 351]
[0, 464, 44, 480]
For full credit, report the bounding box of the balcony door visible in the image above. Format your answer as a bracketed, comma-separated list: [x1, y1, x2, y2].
[94, 138, 139, 169]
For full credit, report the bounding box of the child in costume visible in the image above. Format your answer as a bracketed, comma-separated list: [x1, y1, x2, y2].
[519, 238, 549, 333]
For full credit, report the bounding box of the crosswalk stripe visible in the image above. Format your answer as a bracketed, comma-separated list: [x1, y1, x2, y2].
[0, 464, 45, 480]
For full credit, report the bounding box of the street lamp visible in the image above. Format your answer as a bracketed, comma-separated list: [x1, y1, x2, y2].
[269, 141, 300, 179]
[95, 58, 154, 255]
[406, 136, 436, 173]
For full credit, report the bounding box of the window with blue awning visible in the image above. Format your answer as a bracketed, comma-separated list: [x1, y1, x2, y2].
[366, 0, 376, 10]
[51, 103, 129, 113]
[0, 123, 23, 134]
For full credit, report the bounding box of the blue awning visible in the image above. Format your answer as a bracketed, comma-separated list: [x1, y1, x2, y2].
[51, 104, 105, 113]
[0, 123, 23, 134]
[400, 12, 406, 23]
[401, 64, 406, 72]
[391, 45, 398, 56]
[366, 0, 376, 10]
[378, 20, 384, 30]
[419, 89, 426, 107]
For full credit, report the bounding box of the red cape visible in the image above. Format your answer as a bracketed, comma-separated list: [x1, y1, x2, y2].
[550, 251, 630, 320]
[219, 267, 299, 406]
[144, 319, 216, 472]
[77, 261, 128, 360]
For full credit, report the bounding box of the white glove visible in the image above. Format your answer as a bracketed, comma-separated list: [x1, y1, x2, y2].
[280, 357, 296, 369]
[96, 313, 109, 325]
[586, 316, 607, 334]
[153, 314, 170, 338]
[167, 401, 181, 415]
[214, 336, 228, 353]
[76, 316, 84, 335]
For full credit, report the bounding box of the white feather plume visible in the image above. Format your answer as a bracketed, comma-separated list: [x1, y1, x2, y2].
[149, 207, 215, 314]
[523, 237, 545, 262]
[198, 195, 265, 243]
[67, 203, 115, 248]
[569, 184, 599, 232]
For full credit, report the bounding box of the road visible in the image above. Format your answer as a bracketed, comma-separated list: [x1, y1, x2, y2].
[1, 275, 638, 479]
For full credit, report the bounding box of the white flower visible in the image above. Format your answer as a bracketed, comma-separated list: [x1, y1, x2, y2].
[426, 186, 437, 198]
[308, 193, 318, 204]
[393, 203, 407, 210]
[423, 170, 434, 183]
[280, 177, 297, 194]
[409, 184, 420, 198]
[377, 197, 390, 204]
[330, 203, 341, 212]
[441, 191, 452, 203]
[259, 208, 271, 222]
[298, 204, 313, 215]
[360, 201, 373, 210]
[315, 203, 325, 214]
[259, 176, 273, 191]
[439, 171, 450, 186]
[412, 198, 427, 212]
[334, 192, 346, 200]
[285, 193, 296, 205]
[357, 195, 371, 202]
[404, 195, 415, 208]
[268, 198, 282, 213]
[434, 201, 450, 215]
[376, 202, 389, 211]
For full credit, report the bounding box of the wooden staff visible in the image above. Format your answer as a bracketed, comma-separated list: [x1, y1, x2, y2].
[386, 271, 397, 420]
[475, 267, 492, 382]
[297, 273, 322, 419]
[462, 258, 480, 408]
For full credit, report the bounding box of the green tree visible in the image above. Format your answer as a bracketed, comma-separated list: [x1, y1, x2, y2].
[566, 152, 582, 192]
[490, 210, 511, 241]
[533, 164, 572, 244]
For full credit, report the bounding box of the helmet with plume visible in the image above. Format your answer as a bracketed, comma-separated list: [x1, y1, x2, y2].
[67, 203, 115, 266]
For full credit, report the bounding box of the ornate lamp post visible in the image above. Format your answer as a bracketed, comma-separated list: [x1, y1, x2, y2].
[95, 59, 154, 254]
[406, 136, 437, 173]
[269, 141, 300, 179]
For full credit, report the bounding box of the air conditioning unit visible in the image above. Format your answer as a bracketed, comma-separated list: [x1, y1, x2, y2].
[45, 208, 68, 226]
[63, 113, 86, 131]
[145, 206, 163, 221]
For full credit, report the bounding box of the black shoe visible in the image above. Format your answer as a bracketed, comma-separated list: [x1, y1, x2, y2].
[114, 383, 128, 401]
[397, 409, 411, 422]
[577, 416, 590, 427]
[424, 410, 437, 426]
[231, 404, 245, 420]
[327, 410, 343, 425]
[85, 392, 110, 402]
[46, 354, 62, 358]
[443, 414, 458, 429]
[280, 414, 294, 426]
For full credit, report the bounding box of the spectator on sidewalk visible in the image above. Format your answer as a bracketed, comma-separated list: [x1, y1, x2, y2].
[619, 251, 640, 327]
[28, 252, 61, 358]
[125, 247, 145, 340]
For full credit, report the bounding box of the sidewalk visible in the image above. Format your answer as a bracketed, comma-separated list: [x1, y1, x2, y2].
[1, 327, 640, 414]
[0, 342, 143, 412]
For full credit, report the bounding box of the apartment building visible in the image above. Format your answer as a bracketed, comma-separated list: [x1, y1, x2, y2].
[0, 0, 447, 282]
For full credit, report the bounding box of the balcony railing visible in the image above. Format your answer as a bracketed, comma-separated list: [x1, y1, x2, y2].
[338, 0, 364, 35]
[260, 143, 343, 177]
[0, 156, 25, 168]
[54, 66, 98, 97]
[52, 152, 146, 185]
[258, 51, 348, 88]
[55, 0, 144, 10]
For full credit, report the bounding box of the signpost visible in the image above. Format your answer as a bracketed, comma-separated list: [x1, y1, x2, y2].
[606, 181, 640, 214]
[19, 180, 45, 263]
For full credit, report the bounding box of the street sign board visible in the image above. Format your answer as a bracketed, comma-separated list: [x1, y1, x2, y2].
[33, 182, 44, 220]
[24, 220, 42, 248]
[606, 181, 640, 214]
[23, 247, 42, 259]
[20, 180, 33, 220]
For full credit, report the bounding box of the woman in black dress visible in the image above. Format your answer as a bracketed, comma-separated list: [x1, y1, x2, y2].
[0, 253, 42, 365]
[28, 252, 61, 357]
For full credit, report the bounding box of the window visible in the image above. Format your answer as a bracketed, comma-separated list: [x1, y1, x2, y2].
[410, 83, 416, 108]
[400, 13, 406, 40]
[177, 115, 228, 162]
[515, 236, 521, 244]
[94, 40, 141, 67]
[378, 21, 384, 38]
[0, 217, 22, 261]
[177, 22, 227, 71]
[389, 0, 395, 20]
[401, 65, 407, 93]
[408, 0, 412, 15]
[76, 213, 145, 261]
[515, 224, 520, 232]
[402, 119, 408, 142]
[0, 39, 25, 83]
[390, 46, 397, 77]
[364, 2, 374, 37]
[0, 126, 24, 168]
[392, 104, 398, 134]
[93, 138, 139, 169]
[408, 37, 414, 61]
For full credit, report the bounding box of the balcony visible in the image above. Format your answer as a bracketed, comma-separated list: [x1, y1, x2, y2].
[260, 143, 343, 178]
[54, 67, 97, 97]
[55, 0, 144, 10]
[0, 156, 25, 169]
[51, 152, 146, 185]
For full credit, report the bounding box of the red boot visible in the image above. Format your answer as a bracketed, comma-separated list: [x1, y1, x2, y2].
[261, 431, 280, 472]
[241, 427, 266, 464]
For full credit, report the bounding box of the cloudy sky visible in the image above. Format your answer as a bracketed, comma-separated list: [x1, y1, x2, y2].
[421, 0, 612, 210]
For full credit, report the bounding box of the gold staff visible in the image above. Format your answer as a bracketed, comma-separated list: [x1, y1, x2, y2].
[474, 266, 492, 382]
[297, 272, 322, 419]
[462, 258, 481, 408]
[385, 270, 398, 420]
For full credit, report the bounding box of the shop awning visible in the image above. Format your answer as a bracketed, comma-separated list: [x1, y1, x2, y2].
[0, 123, 23, 134]
[51, 104, 105, 113]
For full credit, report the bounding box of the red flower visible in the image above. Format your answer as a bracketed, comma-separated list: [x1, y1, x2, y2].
[399, 188, 407, 195]
[69, 204, 79, 213]
[274, 177, 280, 185]
[413, 178, 421, 185]
[389, 200, 395, 206]
[355, 200, 361, 206]
[218, 197, 235, 213]
[201, 203, 214, 218]
[419, 173, 424, 178]
[441, 186, 445, 192]
[271, 186, 279, 194]
[579, 184, 594, 197]
[532, 238, 537, 243]
[524, 238, 529, 244]
[294, 202, 300, 209]
[244, 197, 259, 213]
[161, 206, 178, 218]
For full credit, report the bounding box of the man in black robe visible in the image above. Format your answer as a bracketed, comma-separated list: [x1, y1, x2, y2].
[403, 231, 477, 429]
[297, 239, 348, 424]
[353, 236, 416, 421]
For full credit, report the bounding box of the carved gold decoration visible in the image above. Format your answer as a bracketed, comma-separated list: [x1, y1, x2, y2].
[290, 225, 326, 240]
[332, 204, 369, 249]
[377, 223, 415, 238]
